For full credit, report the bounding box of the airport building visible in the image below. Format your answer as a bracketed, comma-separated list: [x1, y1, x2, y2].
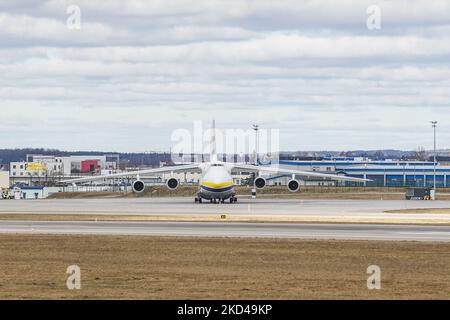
[274, 158, 450, 187]
[9, 154, 120, 186]
[155, 157, 450, 188]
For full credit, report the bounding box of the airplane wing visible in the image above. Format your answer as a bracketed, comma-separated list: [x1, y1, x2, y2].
[61, 163, 201, 184]
[232, 164, 370, 182]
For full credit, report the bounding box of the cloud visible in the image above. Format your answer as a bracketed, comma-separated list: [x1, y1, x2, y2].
[0, 0, 449, 151]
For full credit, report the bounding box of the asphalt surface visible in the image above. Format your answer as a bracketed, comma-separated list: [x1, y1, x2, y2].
[1, 220, 450, 241]
[1, 198, 450, 240]
[1, 197, 450, 215]
[1, 198, 450, 223]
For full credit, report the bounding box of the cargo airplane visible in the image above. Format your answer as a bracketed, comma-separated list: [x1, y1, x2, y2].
[62, 122, 369, 203]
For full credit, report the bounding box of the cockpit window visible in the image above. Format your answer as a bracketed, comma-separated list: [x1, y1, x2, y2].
[212, 164, 224, 167]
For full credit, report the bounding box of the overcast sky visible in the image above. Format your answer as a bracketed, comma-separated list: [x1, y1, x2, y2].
[1, 0, 450, 152]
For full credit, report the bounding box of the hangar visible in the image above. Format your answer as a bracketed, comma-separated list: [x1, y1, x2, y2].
[274, 158, 450, 187]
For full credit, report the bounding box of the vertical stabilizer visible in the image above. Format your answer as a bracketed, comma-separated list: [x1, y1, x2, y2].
[210, 120, 218, 163]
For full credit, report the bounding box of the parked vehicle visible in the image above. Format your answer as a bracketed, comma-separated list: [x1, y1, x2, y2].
[405, 187, 433, 200]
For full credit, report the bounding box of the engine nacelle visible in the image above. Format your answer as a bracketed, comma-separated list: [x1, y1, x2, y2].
[287, 179, 300, 192]
[166, 178, 179, 190]
[132, 180, 145, 193]
[254, 177, 267, 190]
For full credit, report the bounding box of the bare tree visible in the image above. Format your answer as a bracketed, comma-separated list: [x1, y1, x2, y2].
[412, 147, 427, 161]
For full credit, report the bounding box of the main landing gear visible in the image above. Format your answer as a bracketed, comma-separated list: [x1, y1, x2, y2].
[194, 197, 238, 204]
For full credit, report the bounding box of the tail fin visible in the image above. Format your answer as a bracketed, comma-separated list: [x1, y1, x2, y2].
[210, 119, 218, 162]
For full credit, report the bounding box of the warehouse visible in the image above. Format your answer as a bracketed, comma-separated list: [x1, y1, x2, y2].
[276, 158, 450, 187]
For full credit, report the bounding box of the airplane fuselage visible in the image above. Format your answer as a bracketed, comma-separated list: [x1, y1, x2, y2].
[197, 163, 236, 201]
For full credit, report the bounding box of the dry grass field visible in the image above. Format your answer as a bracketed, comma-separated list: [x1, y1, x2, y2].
[0, 235, 449, 300]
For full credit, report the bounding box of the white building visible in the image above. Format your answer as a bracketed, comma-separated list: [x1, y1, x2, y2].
[67, 155, 107, 174]
[21, 154, 118, 176]
[10, 160, 63, 178]
[16, 186, 61, 200]
[9, 154, 119, 185]
[19, 186, 45, 199]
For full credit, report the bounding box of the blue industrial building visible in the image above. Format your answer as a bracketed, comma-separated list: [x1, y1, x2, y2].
[275, 158, 450, 187]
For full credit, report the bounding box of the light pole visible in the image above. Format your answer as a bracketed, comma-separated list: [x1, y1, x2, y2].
[430, 121, 437, 192]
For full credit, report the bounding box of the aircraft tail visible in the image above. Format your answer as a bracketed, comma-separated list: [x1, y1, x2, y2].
[210, 119, 218, 162]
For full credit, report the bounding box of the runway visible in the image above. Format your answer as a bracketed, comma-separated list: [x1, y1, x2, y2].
[1, 197, 450, 215]
[1, 220, 450, 241]
[1, 198, 450, 224]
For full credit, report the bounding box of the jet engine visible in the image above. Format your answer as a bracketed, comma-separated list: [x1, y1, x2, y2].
[254, 177, 267, 189]
[166, 178, 179, 190]
[287, 179, 300, 192]
[132, 180, 145, 193]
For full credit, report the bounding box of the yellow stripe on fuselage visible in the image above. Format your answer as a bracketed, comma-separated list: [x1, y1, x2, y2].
[201, 181, 234, 189]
